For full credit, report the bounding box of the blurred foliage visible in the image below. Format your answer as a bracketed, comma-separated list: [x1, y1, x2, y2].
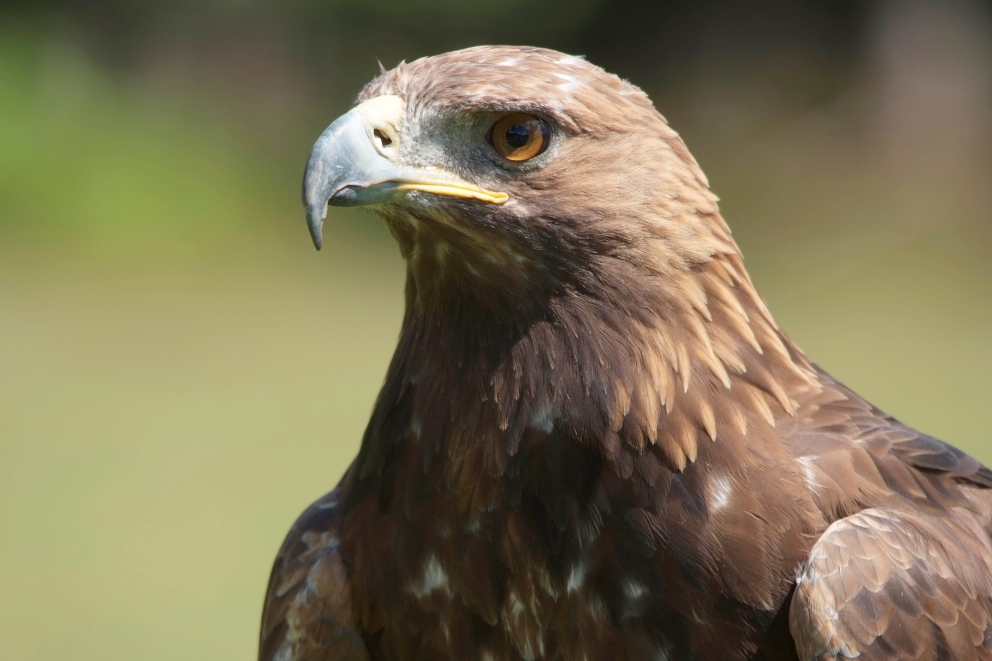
[1, 2, 991, 660]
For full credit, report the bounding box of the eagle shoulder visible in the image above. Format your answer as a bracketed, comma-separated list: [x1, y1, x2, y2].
[259, 488, 369, 661]
[790, 507, 992, 661]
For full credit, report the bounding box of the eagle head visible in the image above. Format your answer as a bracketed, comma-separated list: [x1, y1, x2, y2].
[304, 46, 737, 319]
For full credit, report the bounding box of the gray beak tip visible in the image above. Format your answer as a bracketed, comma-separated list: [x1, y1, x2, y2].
[306, 204, 326, 251]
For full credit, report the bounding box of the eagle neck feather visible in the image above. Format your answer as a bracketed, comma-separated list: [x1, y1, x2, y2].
[359, 245, 820, 492]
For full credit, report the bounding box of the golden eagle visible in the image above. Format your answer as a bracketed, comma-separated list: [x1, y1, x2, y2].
[260, 46, 992, 661]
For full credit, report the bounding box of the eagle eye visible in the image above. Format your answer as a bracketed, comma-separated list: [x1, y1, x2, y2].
[488, 113, 550, 162]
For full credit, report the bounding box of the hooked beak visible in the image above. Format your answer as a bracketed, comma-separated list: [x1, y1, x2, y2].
[302, 95, 508, 250]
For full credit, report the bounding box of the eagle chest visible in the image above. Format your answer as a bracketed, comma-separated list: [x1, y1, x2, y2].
[340, 423, 789, 660]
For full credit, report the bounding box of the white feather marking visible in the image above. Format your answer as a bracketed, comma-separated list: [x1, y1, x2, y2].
[579, 502, 606, 547]
[557, 78, 584, 94]
[409, 554, 450, 598]
[653, 644, 672, 661]
[528, 402, 557, 433]
[502, 589, 544, 661]
[709, 475, 732, 512]
[507, 589, 525, 617]
[567, 562, 587, 593]
[623, 579, 648, 600]
[798, 456, 820, 492]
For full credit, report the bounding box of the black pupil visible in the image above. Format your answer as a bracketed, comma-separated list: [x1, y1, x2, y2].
[505, 123, 531, 149]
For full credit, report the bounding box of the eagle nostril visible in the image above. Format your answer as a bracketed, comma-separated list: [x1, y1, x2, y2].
[374, 129, 392, 147]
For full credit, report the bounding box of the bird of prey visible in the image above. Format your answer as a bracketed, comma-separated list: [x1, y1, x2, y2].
[260, 46, 992, 661]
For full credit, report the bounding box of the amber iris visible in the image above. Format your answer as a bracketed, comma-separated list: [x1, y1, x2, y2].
[489, 113, 550, 162]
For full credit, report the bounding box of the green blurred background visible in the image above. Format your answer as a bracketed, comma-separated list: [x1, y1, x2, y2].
[1, 0, 991, 658]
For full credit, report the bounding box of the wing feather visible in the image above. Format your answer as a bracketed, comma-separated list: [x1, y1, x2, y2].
[259, 488, 370, 661]
[790, 508, 992, 661]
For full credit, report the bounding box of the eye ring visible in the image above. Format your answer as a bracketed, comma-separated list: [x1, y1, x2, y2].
[487, 113, 550, 162]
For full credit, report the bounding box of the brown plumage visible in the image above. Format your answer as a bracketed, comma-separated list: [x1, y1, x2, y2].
[261, 46, 992, 661]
